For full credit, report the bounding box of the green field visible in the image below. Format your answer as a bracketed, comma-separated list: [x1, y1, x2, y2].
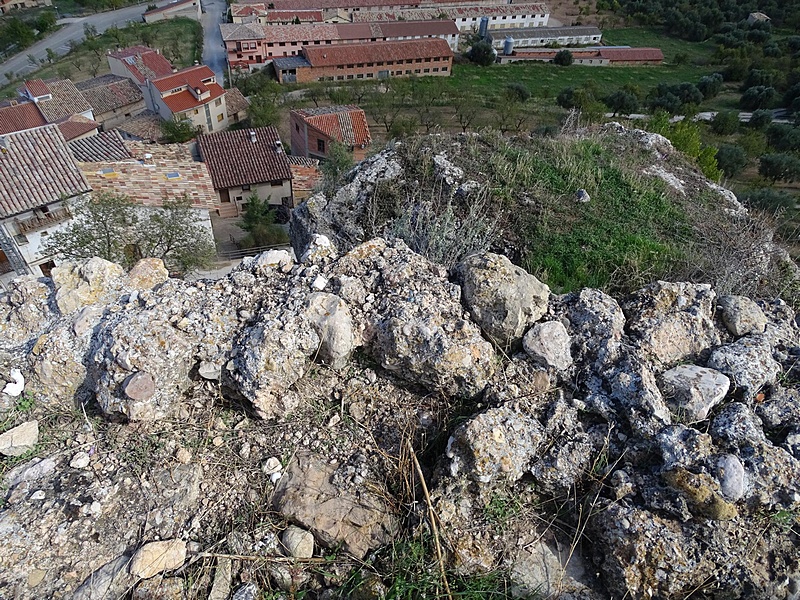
[601, 28, 718, 65]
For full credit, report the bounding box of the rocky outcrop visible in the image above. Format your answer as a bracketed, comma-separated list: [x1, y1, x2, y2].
[1, 234, 800, 600]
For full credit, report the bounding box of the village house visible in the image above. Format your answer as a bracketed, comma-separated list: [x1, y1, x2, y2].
[230, 5, 324, 24]
[75, 74, 147, 131]
[68, 130, 133, 163]
[0, 125, 91, 286]
[488, 25, 602, 50]
[143, 0, 201, 23]
[107, 46, 175, 97]
[0, 100, 98, 141]
[497, 46, 664, 65]
[287, 156, 321, 201]
[290, 105, 371, 162]
[147, 65, 229, 134]
[221, 19, 459, 70]
[197, 126, 293, 218]
[351, 3, 549, 31]
[272, 38, 453, 83]
[259, 0, 510, 13]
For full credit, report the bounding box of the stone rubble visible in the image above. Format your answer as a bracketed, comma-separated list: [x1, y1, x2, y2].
[0, 230, 799, 600]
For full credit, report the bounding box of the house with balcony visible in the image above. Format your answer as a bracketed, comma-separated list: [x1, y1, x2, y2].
[147, 65, 229, 134]
[290, 105, 371, 162]
[0, 125, 91, 287]
[221, 19, 459, 70]
[197, 126, 293, 218]
[108, 46, 176, 97]
[352, 3, 549, 31]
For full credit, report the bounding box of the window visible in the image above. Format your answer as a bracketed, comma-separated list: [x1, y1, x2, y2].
[317, 139, 325, 153]
[215, 98, 222, 107]
[242, 184, 251, 191]
[347, 74, 353, 79]
[356, 73, 363, 78]
[424, 68, 429, 73]
[165, 171, 181, 180]
[433, 67, 439, 72]
[367, 72, 374, 78]
[336, 75, 344, 80]
[295, 123, 300, 132]
[442, 66, 448, 71]
[217, 113, 224, 122]
[271, 180, 283, 187]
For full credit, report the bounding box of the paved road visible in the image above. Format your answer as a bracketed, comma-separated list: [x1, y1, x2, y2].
[201, 0, 227, 83]
[1, 0, 172, 81]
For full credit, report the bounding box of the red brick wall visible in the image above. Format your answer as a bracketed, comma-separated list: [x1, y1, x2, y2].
[289, 54, 452, 83]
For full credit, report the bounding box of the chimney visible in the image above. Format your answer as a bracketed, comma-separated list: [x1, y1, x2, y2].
[275, 140, 283, 153]
[250, 130, 257, 143]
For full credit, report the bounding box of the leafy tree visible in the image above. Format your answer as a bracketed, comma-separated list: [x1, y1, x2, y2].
[748, 109, 773, 130]
[466, 41, 495, 67]
[784, 83, 800, 111]
[44, 192, 138, 265]
[766, 124, 800, 153]
[604, 90, 639, 116]
[505, 82, 531, 103]
[45, 48, 57, 63]
[710, 110, 740, 135]
[248, 93, 279, 127]
[320, 141, 354, 197]
[715, 144, 747, 177]
[4, 18, 35, 49]
[759, 153, 800, 183]
[44, 193, 215, 274]
[697, 73, 723, 99]
[741, 187, 798, 211]
[35, 11, 57, 34]
[238, 193, 288, 248]
[739, 86, 776, 110]
[132, 197, 216, 273]
[741, 69, 773, 91]
[161, 119, 201, 143]
[553, 49, 574, 66]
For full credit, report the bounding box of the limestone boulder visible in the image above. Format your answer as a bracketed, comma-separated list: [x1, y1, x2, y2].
[522, 320, 572, 371]
[455, 252, 550, 348]
[717, 295, 767, 337]
[126, 258, 169, 290]
[51, 257, 125, 315]
[305, 292, 355, 370]
[707, 335, 780, 399]
[658, 364, 730, 422]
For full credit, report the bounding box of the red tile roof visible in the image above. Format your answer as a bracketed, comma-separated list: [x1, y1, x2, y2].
[303, 38, 452, 67]
[293, 105, 371, 148]
[151, 65, 217, 93]
[0, 102, 47, 135]
[75, 74, 144, 115]
[0, 125, 91, 218]
[33, 79, 94, 122]
[24, 79, 51, 98]
[598, 47, 665, 62]
[230, 4, 323, 21]
[56, 115, 100, 141]
[352, 3, 548, 21]
[161, 84, 226, 113]
[225, 86, 250, 117]
[109, 46, 175, 84]
[198, 126, 292, 190]
[222, 19, 457, 42]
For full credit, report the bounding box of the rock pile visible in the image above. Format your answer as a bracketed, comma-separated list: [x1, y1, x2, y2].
[0, 235, 799, 599]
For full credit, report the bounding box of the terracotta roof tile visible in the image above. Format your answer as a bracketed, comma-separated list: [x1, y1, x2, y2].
[598, 47, 664, 62]
[161, 84, 226, 113]
[198, 126, 292, 190]
[0, 102, 47, 135]
[151, 65, 218, 93]
[289, 158, 321, 197]
[352, 3, 548, 21]
[230, 4, 323, 21]
[293, 105, 371, 148]
[24, 79, 51, 98]
[222, 19, 457, 42]
[115, 110, 164, 142]
[109, 46, 175, 84]
[0, 125, 91, 218]
[34, 80, 94, 122]
[80, 145, 218, 210]
[76, 75, 144, 115]
[225, 87, 250, 117]
[56, 115, 100, 141]
[69, 130, 132, 162]
[303, 38, 452, 67]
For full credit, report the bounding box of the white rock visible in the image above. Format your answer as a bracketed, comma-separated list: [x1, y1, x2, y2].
[659, 365, 730, 422]
[262, 457, 282, 475]
[716, 454, 746, 501]
[0, 420, 39, 457]
[2, 368, 25, 397]
[523, 321, 573, 371]
[198, 361, 221, 380]
[281, 525, 315, 558]
[70, 451, 91, 469]
[129, 539, 187, 579]
[254, 250, 293, 272]
[311, 276, 328, 291]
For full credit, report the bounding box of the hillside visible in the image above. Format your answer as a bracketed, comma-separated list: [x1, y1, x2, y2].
[1, 127, 799, 599]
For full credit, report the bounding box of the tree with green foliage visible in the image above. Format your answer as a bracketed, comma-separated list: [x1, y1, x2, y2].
[320, 141, 355, 197]
[604, 90, 638, 116]
[766, 124, 800, 153]
[3, 18, 35, 49]
[697, 73, 723, 99]
[749, 109, 773, 130]
[715, 144, 747, 177]
[466, 41, 495, 66]
[248, 93, 280, 127]
[739, 86, 776, 110]
[44, 192, 215, 274]
[161, 119, 201, 143]
[710, 111, 740, 135]
[505, 82, 530, 103]
[553, 49, 573, 66]
[35, 11, 57, 34]
[238, 193, 289, 248]
[741, 187, 798, 212]
[759, 153, 800, 183]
